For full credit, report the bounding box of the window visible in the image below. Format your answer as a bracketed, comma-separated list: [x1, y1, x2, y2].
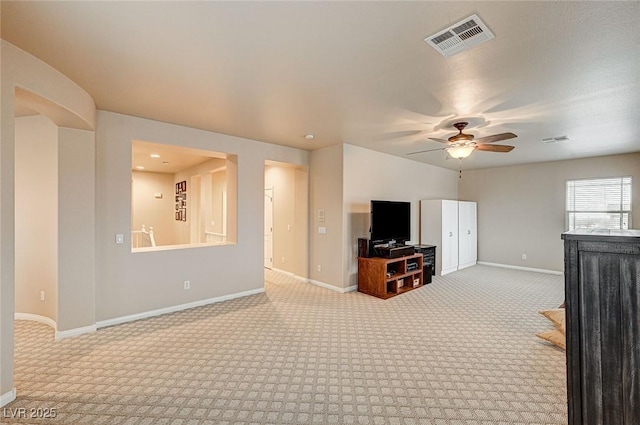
[131, 140, 237, 251]
[566, 177, 632, 230]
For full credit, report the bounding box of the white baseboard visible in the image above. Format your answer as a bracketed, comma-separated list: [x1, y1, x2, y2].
[96, 287, 266, 329]
[477, 261, 563, 276]
[14, 313, 57, 330]
[55, 325, 97, 341]
[440, 267, 457, 276]
[457, 261, 476, 270]
[308, 279, 356, 293]
[15, 313, 97, 340]
[271, 268, 308, 283]
[268, 269, 356, 293]
[0, 388, 16, 407]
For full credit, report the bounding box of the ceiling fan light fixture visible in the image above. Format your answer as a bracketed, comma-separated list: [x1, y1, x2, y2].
[447, 145, 475, 159]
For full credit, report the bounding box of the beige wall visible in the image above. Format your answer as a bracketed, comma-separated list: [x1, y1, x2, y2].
[132, 171, 177, 246]
[458, 152, 640, 272]
[309, 144, 344, 289]
[173, 157, 233, 245]
[95, 110, 308, 322]
[1, 40, 96, 400]
[294, 168, 309, 278]
[225, 157, 238, 244]
[343, 144, 459, 287]
[210, 168, 227, 240]
[14, 116, 96, 333]
[57, 126, 95, 332]
[14, 115, 59, 323]
[265, 163, 309, 277]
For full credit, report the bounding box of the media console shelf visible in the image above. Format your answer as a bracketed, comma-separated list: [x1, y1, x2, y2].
[358, 253, 424, 299]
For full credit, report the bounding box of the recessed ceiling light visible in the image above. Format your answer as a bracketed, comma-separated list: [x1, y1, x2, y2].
[136, 166, 145, 170]
[150, 153, 160, 158]
[305, 134, 315, 140]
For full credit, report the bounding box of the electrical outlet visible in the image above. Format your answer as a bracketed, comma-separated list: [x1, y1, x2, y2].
[40, 291, 45, 302]
[184, 280, 190, 290]
[522, 254, 527, 260]
[317, 265, 322, 272]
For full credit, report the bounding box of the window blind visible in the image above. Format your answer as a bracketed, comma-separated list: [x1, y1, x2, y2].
[566, 177, 632, 230]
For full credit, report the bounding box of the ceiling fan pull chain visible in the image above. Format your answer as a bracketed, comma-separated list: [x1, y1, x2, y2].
[459, 159, 463, 179]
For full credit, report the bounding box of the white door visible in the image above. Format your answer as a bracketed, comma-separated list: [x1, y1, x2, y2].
[441, 200, 459, 274]
[264, 188, 274, 269]
[458, 201, 477, 269]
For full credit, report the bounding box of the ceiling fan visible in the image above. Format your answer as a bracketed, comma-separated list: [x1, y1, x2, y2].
[407, 122, 517, 159]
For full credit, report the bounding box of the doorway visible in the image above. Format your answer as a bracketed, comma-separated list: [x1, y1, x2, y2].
[264, 162, 309, 279]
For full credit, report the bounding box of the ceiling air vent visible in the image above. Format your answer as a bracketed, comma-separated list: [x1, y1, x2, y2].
[425, 14, 495, 57]
[541, 135, 569, 144]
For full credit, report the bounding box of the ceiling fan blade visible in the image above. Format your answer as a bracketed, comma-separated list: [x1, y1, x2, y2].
[406, 147, 446, 155]
[475, 144, 515, 153]
[473, 132, 517, 144]
[428, 137, 451, 144]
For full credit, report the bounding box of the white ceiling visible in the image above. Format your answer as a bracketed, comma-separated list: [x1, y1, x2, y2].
[3, 1, 639, 170]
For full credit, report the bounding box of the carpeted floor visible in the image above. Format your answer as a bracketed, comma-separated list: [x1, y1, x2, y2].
[6, 265, 567, 424]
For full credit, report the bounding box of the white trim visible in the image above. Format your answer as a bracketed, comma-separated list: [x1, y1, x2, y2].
[457, 261, 476, 270]
[307, 279, 356, 293]
[441, 267, 457, 276]
[55, 325, 97, 341]
[14, 313, 57, 330]
[477, 261, 564, 275]
[96, 287, 265, 329]
[271, 268, 308, 283]
[0, 388, 16, 407]
[268, 269, 356, 293]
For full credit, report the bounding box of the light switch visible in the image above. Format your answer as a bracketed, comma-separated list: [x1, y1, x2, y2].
[115, 234, 124, 244]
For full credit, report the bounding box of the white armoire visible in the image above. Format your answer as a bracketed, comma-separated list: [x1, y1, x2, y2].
[420, 200, 477, 275]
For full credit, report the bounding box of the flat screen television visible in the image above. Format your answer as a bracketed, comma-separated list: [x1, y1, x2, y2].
[370, 200, 411, 244]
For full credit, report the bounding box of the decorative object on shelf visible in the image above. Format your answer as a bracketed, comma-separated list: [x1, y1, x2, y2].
[175, 180, 187, 221]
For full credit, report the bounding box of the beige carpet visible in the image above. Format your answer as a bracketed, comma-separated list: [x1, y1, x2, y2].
[7, 265, 567, 424]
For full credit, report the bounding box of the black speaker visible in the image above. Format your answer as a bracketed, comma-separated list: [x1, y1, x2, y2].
[357, 238, 370, 258]
[423, 264, 433, 284]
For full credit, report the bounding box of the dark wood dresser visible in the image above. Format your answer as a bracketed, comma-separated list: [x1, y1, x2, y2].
[562, 229, 640, 425]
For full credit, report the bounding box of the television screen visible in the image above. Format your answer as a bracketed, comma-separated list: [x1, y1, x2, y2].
[370, 200, 411, 243]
